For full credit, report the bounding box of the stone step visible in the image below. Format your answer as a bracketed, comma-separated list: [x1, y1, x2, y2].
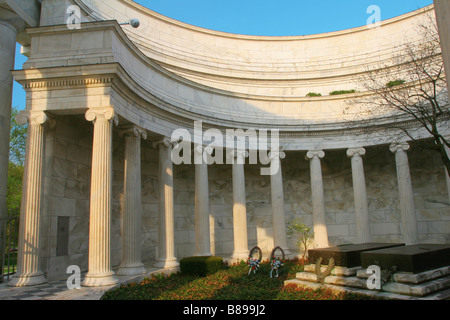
[382, 275, 450, 297]
[393, 266, 450, 284]
[303, 264, 362, 277]
[356, 265, 450, 284]
[421, 287, 450, 300]
[296, 272, 369, 289]
[285, 279, 450, 300]
[285, 279, 380, 298]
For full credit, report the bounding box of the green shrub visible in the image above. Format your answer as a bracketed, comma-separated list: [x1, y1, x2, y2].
[329, 89, 357, 95]
[180, 256, 224, 276]
[306, 92, 322, 97]
[386, 79, 406, 88]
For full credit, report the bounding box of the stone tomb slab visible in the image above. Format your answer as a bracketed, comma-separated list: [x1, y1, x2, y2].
[361, 244, 450, 274]
[308, 243, 404, 268]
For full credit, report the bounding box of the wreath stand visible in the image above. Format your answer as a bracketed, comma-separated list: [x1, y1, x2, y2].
[247, 246, 262, 275]
[270, 246, 285, 278]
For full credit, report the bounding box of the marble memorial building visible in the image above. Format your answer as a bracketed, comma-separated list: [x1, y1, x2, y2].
[1, 0, 450, 287]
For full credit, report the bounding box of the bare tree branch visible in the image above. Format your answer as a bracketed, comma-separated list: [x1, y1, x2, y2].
[351, 12, 450, 176]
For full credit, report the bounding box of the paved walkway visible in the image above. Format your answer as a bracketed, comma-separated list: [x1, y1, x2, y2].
[0, 266, 179, 300]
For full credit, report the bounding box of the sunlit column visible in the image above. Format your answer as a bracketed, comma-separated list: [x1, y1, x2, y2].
[270, 149, 290, 255]
[390, 142, 419, 245]
[444, 144, 450, 203]
[194, 145, 211, 257]
[9, 111, 53, 287]
[306, 150, 329, 248]
[434, 0, 450, 96]
[231, 149, 249, 261]
[347, 147, 372, 243]
[154, 138, 179, 268]
[0, 9, 25, 272]
[118, 126, 147, 276]
[82, 107, 119, 287]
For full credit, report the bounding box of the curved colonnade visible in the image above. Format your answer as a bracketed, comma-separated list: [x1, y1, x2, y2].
[1, 0, 449, 286]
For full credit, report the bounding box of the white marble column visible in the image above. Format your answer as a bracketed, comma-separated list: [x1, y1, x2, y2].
[8, 111, 52, 287]
[82, 107, 119, 287]
[306, 150, 329, 248]
[434, 2, 450, 203]
[270, 149, 290, 255]
[434, 0, 450, 97]
[390, 142, 419, 245]
[118, 126, 147, 276]
[347, 147, 372, 243]
[194, 145, 212, 257]
[0, 9, 25, 271]
[231, 150, 249, 261]
[154, 138, 179, 268]
[444, 144, 450, 203]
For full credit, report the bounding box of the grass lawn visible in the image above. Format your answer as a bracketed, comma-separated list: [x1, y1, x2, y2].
[101, 260, 381, 300]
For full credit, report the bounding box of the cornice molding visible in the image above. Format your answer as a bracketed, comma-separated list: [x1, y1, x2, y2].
[13, 62, 450, 142]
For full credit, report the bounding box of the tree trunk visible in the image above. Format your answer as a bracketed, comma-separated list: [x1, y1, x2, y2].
[438, 142, 450, 178]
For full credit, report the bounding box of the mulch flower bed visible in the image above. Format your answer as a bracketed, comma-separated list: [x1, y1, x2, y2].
[101, 259, 382, 300]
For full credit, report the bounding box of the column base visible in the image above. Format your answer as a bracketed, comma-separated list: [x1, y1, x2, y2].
[230, 250, 250, 263]
[82, 272, 119, 287]
[154, 258, 179, 269]
[117, 263, 147, 276]
[8, 272, 48, 287]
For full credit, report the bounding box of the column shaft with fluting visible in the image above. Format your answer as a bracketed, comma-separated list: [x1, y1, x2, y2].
[390, 143, 419, 245]
[347, 147, 372, 243]
[445, 145, 450, 203]
[118, 126, 147, 276]
[231, 150, 249, 260]
[8, 112, 51, 287]
[270, 153, 290, 254]
[154, 138, 179, 268]
[194, 145, 211, 257]
[82, 108, 118, 287]
[0, 10, 25, 274]
[306, 151, 329, 248]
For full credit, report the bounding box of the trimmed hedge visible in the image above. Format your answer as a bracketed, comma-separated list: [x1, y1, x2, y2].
[180, 256, 224, 276]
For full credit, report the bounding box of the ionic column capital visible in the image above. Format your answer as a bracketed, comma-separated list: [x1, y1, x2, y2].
[347, 147, 366, 158]
[389, 142, 410, 153]
[16, 111, 55, 128]
[193, 143, 216, 160]
[152, 137, 175, 149]
[0, 8, 26, 33]
[85, 107, 118, 125]
[268, 147, 286, 160]
[306, 150, 325, 160]
[193, 144, 205, 155]
[236, 149, 249, 159]
[230, 149, 249, 165]
[119, 125, 147, 140]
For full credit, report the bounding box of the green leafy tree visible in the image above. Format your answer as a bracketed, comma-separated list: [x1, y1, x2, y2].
[7, 107, 27, 212]
[287, 218, 313, 261]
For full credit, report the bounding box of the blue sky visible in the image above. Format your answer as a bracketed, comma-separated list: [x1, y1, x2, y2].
[135, 0, 433, 36]
[12, 0, 434, 110]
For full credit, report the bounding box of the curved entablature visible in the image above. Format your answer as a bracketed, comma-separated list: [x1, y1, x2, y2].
[73, 0, 436, 98]
[18, 1, 448, 150]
